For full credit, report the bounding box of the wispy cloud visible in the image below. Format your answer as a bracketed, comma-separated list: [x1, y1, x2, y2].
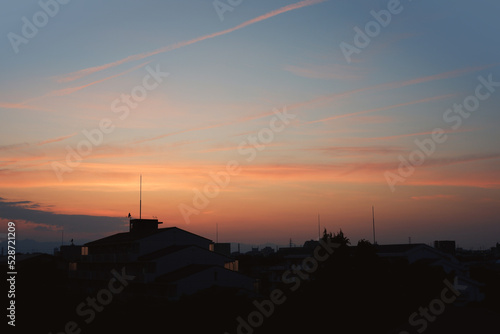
[311, 145, 405, 156]
[381, 63, 498, 89]
[411, 194, 459, 201]
[284, 63, 367, 80]
[0, 143, 30, 152]
[424, 152, 500, 168]
[36, 133, 77, 146]
[199, 142, 284, 153]
[306, 94, 455, 124]
[0, 103, 42, 111]
[0, 133, 76, 153]
[133, 109, 277, 145]
[133, 64, 486, 144]
[367, 128, 473, 141]
[48, 61, 150, 97]
[55, 0, 327, 83]
[289, 63, 497, 113]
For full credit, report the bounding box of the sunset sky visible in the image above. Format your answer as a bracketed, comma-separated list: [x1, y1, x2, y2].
[1, 0, 499, 249]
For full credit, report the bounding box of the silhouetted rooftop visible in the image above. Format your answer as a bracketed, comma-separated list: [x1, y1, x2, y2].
[84, 226, 212, 247]
[84, 228, 170, 246]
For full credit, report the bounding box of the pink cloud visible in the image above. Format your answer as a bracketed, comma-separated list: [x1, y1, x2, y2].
[36, 133, 77, 146]
[368, 128, 473, 141]
[0, 103, 39, 110]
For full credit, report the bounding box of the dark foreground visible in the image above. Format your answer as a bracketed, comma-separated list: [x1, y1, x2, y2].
[4, 243, 500, 334]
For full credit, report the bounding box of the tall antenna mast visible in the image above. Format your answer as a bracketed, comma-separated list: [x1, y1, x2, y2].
[372, 205, 376, 245]
[140, 174, 142, 221]
[216, 223, 218, 243]
[318, 213, 321, 240]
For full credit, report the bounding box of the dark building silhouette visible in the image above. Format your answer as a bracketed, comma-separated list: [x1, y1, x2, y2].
[376, 243, 483, 303]
[64, 218, 254, 299]
[434, 240, 456, 256]
[129, 218, 162, 233]
[213, 242, 231, 256]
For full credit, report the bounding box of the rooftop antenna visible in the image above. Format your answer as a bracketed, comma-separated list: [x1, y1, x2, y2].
[140, 174, 142, 221]
[372, 205, 376, 245]
[216, 223, 219, 243]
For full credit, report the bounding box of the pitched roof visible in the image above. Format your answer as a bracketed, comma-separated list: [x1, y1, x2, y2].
[84, 226, 212, 247]
[84, 228, 173, 246]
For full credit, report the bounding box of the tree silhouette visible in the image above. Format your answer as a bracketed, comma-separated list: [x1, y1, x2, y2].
[321, 228, 350, 246]
[332, 228, 350, 246]
[321, 228, 332, 241]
